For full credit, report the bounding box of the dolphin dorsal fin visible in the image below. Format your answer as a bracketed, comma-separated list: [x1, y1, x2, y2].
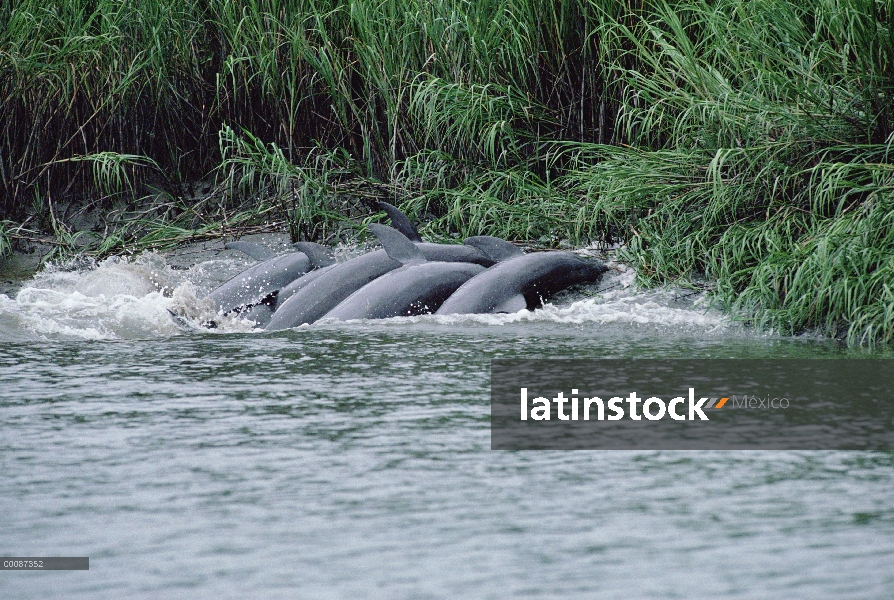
[293, 242, 336, 268]
[368, 224, 427, 265]
[378, 201, 423, 242]
[224, 241, 276, 261]
[462, 236, 524, 262]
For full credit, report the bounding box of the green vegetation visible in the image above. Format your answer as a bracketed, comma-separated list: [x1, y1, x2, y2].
[1, 0, 892, 342]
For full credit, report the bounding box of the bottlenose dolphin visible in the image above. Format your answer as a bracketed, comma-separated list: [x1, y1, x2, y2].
[435, 251, 609, 315]
[265, 249, 403, 329]
[265, 227, 494, 329]
[274, 242, 340, 306]
[324, 225, 486, 320]
[208, 252, 310, 315]
[294, 241, 337, 269]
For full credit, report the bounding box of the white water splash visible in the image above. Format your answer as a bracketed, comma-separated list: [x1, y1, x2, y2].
[0, 252, 260, 340]
[419, 292, 728, 331]
[321, 263, 732, 333]
[0, 251, 731, 341]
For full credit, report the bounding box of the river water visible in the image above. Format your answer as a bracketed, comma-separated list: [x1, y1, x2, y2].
[1, 245, 892, 598]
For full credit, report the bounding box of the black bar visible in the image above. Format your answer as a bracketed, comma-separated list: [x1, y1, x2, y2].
[0, 558, 89, 570]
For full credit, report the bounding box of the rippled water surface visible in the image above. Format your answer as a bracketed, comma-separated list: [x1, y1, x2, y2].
[1, 247, 892, 598]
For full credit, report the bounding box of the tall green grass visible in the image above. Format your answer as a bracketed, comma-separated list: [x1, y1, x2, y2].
[1, 0, 892, 342]
[562, 0, 894, 343]
[0, 0, 609, 216]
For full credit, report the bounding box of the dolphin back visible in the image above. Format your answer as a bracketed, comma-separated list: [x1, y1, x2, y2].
[209, 252, 310, 313]
[325, 262, 486, 320]
[275, 264, 337, 307]
[416, 243, 493, 267]
[265, 250, 402, 329]
[436, 252, 608, 315]
[462, 236, 524, 262]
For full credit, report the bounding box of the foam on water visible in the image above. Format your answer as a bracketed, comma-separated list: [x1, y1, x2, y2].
[0, 250, 732, 341]
[323, 262, 732, 333]
[0, 252, 259, 341]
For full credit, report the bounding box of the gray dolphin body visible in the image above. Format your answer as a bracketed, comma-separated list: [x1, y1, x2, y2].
[323, 225, 486, 321]
[273, 242, 340, 307]
[208, 252, 310, 314]
[324, 261, 486, 320]
[266, 230, 493, 329]
[234, 303, 275, 327]
[435, 251, 609, 315]
[414, 242, 493, 266]
[274, 241, 490, 310]
[265, 250, 402, 330]
[275, 263, 338, 307]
